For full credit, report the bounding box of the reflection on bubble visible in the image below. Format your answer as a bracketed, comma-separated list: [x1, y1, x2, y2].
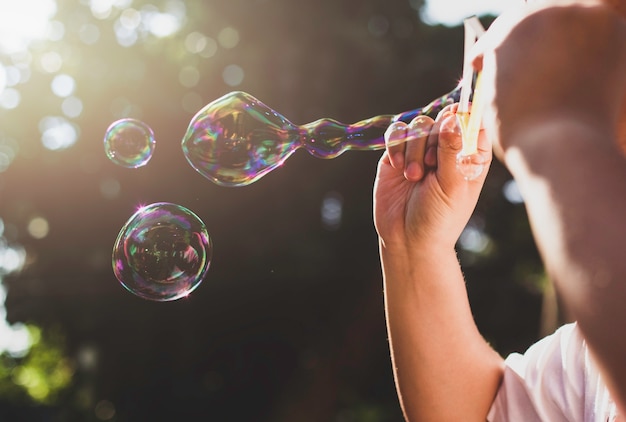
[104, 118, 155, 168]
[112, 203, 212, 302]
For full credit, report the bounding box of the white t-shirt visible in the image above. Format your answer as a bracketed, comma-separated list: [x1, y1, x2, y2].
[487, 323, 619, 422]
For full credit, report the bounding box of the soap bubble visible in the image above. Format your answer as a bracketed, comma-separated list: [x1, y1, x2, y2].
[112, 202, 212, 301]
[456, 152, 486, 181]
[104, 118, 155, 168]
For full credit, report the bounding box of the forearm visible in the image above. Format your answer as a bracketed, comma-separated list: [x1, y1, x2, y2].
[503, 118, 626, 411]
[381, 241, 503, 422]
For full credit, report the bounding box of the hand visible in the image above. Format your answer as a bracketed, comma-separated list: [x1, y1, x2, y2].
[469, 0, 626, 159]
[373, 105, 492, 252]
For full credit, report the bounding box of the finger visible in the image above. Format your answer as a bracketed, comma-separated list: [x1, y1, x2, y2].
[404, 115, 434, 181]
[436, 113, 466, 183]
[384, 121, 408, 170]
[441, 113, 494, 186]
[425, 105, 458, 168]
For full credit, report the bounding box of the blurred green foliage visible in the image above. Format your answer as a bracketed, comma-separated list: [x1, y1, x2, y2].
[0, 324, 72, 404]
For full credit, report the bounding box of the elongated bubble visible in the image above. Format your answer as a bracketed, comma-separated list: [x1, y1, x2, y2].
[104, 118, 156, 168]
[181, 85, 462, 187]
[112, 202, 212, 301]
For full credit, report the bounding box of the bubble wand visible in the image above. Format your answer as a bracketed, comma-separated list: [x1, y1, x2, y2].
[455, 16, 487, 180]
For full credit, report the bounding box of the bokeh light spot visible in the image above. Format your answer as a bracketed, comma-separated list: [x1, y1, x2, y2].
[178, 65, 200, 88]
[39, 116, 78, 150]
[0, 0, 58, 54]
[321, 191, 343, 230]
[0, 137, 18, 173]
[79, 23, 101, 45]
[119, 8, 141, 30]
[94, 399, 116, 421]
[40, 51, 63, 73]
[145, 3, 184, 39]
[46, 20, 65, 41]
[222, 64, 244, 87]
[61, 96, 84, 118]
[0, 65, 6, 94]
[113, 19, 138, 47]
[27, 217, 50, 240]
[0, 88, 21, 109]
[4, 66, 21, 87]
[199, 37, 217, 58]
[218, 27, 240, 49]
[51, 73, 76, 98]
[503, 179, 524, 204]
[184, 31, 207, 54]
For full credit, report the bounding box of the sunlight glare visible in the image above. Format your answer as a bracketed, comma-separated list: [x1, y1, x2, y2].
[0, 0, 58, 54]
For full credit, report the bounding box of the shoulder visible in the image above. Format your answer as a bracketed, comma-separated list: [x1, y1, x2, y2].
[487, 323, 617, 422]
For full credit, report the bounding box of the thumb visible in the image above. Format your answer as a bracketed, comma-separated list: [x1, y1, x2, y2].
[435, 114, 465, 184]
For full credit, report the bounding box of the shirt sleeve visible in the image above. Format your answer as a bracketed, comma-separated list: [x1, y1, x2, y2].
[487, 322, 617, 422]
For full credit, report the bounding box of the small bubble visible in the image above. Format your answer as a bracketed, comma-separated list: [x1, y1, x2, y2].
[104, 118, 155, 168]
[456, 152, 486, 181]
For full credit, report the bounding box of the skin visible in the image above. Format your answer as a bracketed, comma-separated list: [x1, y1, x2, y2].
[374, 107, 502, 421]
[374, 1, 626, 420]
[472, 0, 626, 415]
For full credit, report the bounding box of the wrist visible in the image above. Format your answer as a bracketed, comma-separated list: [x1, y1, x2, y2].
[379, 237, 457, 269]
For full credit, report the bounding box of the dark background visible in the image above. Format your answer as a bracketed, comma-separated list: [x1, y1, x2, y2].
[0, 0, 551, 420]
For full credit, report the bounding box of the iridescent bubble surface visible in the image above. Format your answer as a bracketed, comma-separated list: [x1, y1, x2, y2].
[112, 202, 212, 301]
[181, 85, 462, 187]
[104, 118, 156, 168]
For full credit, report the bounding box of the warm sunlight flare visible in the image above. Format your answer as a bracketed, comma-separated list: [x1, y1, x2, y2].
[0, 0, 58, 54]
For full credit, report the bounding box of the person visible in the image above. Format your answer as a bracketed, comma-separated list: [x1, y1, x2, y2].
[372, 0, 626, 421]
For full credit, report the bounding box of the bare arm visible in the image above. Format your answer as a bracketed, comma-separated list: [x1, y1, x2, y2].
[380, 243, 503, 421]
[503, 119, 626, 412]
[472, 0, 626, 414]
[374, 110, 502, 421]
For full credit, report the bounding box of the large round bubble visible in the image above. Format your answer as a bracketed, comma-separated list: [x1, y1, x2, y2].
[112, 202, 212, 301]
